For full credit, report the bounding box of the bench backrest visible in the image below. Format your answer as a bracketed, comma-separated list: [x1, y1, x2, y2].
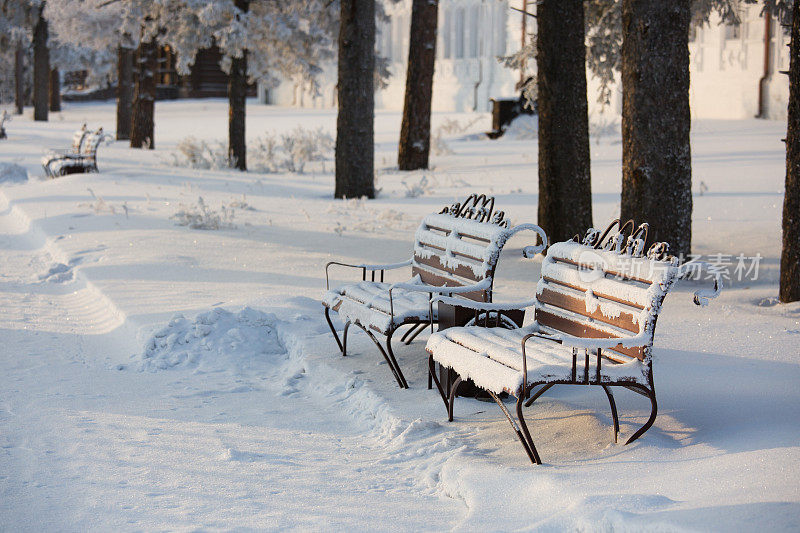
[535, 220, 679, 364]
[412, 194, 517, 302]
[81, 128, 105, 157]
[72, 125, 88, 152]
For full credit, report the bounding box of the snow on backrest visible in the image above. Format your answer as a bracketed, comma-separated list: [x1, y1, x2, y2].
[82, 129, 104, 156]
[412, 195, 512, 302]
[535, 222, 679, 362]
[73, 125, 88, 152]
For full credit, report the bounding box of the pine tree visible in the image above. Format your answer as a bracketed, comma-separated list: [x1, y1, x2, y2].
[781, 0, 800, 302]
[32, 3, 48, 121]
[48, 67, 60, 111]
[228, 0, 249, 171]
[398, 0, 438, 171]
[536, 0, 593, 243]
[620, 0, 693, 257]
[117, 45, 134, 140]
[335, 0, 375, 199]
[15, 40, 24, 115]
[130, 37, 157, 149]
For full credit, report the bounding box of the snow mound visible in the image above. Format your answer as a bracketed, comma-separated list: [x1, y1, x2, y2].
[503, 114, 538, 140]
[0, 162, 28, 183]
[141, 307, 285, 372]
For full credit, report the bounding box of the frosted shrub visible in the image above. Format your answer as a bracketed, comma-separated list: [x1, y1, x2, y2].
[280, 127, 334, 173]
[249, 134, 279, 173]
[171, 196, 236, 230]
[430, 116, 483, 156]
[171, 137, 230, 170]
[173, 127, 334, 174]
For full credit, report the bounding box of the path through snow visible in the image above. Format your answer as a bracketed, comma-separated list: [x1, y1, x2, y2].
[0, 204, 460, 530]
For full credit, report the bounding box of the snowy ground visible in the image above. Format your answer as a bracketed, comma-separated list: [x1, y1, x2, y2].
[0, 99, 798, 531]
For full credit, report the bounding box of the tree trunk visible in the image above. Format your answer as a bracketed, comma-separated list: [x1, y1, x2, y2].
[130, 39, 157, 149]
[780, 0, 800, 302]
[536, 0, 592, 244]
[49, 68, 60, 112]
[33, 7, 49, 122]
[398, 0, 438, 171]
[228, 0, 249, 171]
[620, 0, 692, 257]
[117, 46, 134, 141]
[15, 41, 24, 115]
[335, 0, 375, 199]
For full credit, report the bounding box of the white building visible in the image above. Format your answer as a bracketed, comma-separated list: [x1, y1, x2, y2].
[258, 0, 790, 120]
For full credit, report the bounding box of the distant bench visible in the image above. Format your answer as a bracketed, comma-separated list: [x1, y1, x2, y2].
[42, 124, 108, 178]
[426, 220, 721, 464]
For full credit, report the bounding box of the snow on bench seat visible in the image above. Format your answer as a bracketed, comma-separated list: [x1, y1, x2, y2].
[427, 325, 647, 395]
[322, 278, 434, 335]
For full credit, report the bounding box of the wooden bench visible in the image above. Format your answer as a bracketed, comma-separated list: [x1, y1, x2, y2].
[42, 125, 107, 178]
[322, 194, 547, 388]
[426, 219, 721, 464]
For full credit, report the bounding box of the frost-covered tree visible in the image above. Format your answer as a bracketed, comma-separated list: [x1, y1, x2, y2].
[397, 0, 438, 171]
[46, 0, 140, 139]
[2, 0, 51, 120]
[585, 0, 741, 106]
[152, 0, 336, 169]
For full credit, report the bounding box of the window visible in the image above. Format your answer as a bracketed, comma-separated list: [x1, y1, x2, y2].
[494, 8, 506, 56]
[454, 8, 465, 59]
[468, 6, 480, 57]
[725, 22, 741, 40]
[443, 9, 452, 58]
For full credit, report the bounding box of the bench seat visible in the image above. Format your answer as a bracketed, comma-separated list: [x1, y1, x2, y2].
[427, 325, 648, 396]
[322, 278, 436, 335]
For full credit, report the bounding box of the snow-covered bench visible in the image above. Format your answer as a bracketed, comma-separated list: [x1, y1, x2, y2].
[322, 194, 547, 389]
[42, 125, 107, 178]
[426, 220, 721, 464]
[0, 110, 9, 140]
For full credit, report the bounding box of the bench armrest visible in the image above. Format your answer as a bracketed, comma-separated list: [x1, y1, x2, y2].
[431, 295, 536, 312]
[677, 260, 724, 307]
[506, 223, 549, 258]
[388, 277, 492, 322]
[325, 259, 411, 289]
[523, 329, 649, 351]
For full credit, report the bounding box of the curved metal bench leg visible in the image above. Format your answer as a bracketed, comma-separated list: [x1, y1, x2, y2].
[516, 392, 542, 464]
[447, 376, 462, 422]
[323, 307, 343, 353]
[385, 330, 409, 389]
[400, 323, 421, 344]
[625, 385, 657, 445]
[341, 321, 351, 357]
[403, 323, 426, 345]
[601, 385, 620, 443]
[362, 328, 407, 389]
[429, 355, 449, 411]
[524, 383, 555, 407]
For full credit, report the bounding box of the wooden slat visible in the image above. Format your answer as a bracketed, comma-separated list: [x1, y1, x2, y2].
[425, 224, 491, 243]
[537, 286, 640, 333]
[542, 275, 646, 310]
[534, 308, 644, 360]
[414, 253, 483, 282]
[552, 256, 654, 285]
[411, 266, 486, 302]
